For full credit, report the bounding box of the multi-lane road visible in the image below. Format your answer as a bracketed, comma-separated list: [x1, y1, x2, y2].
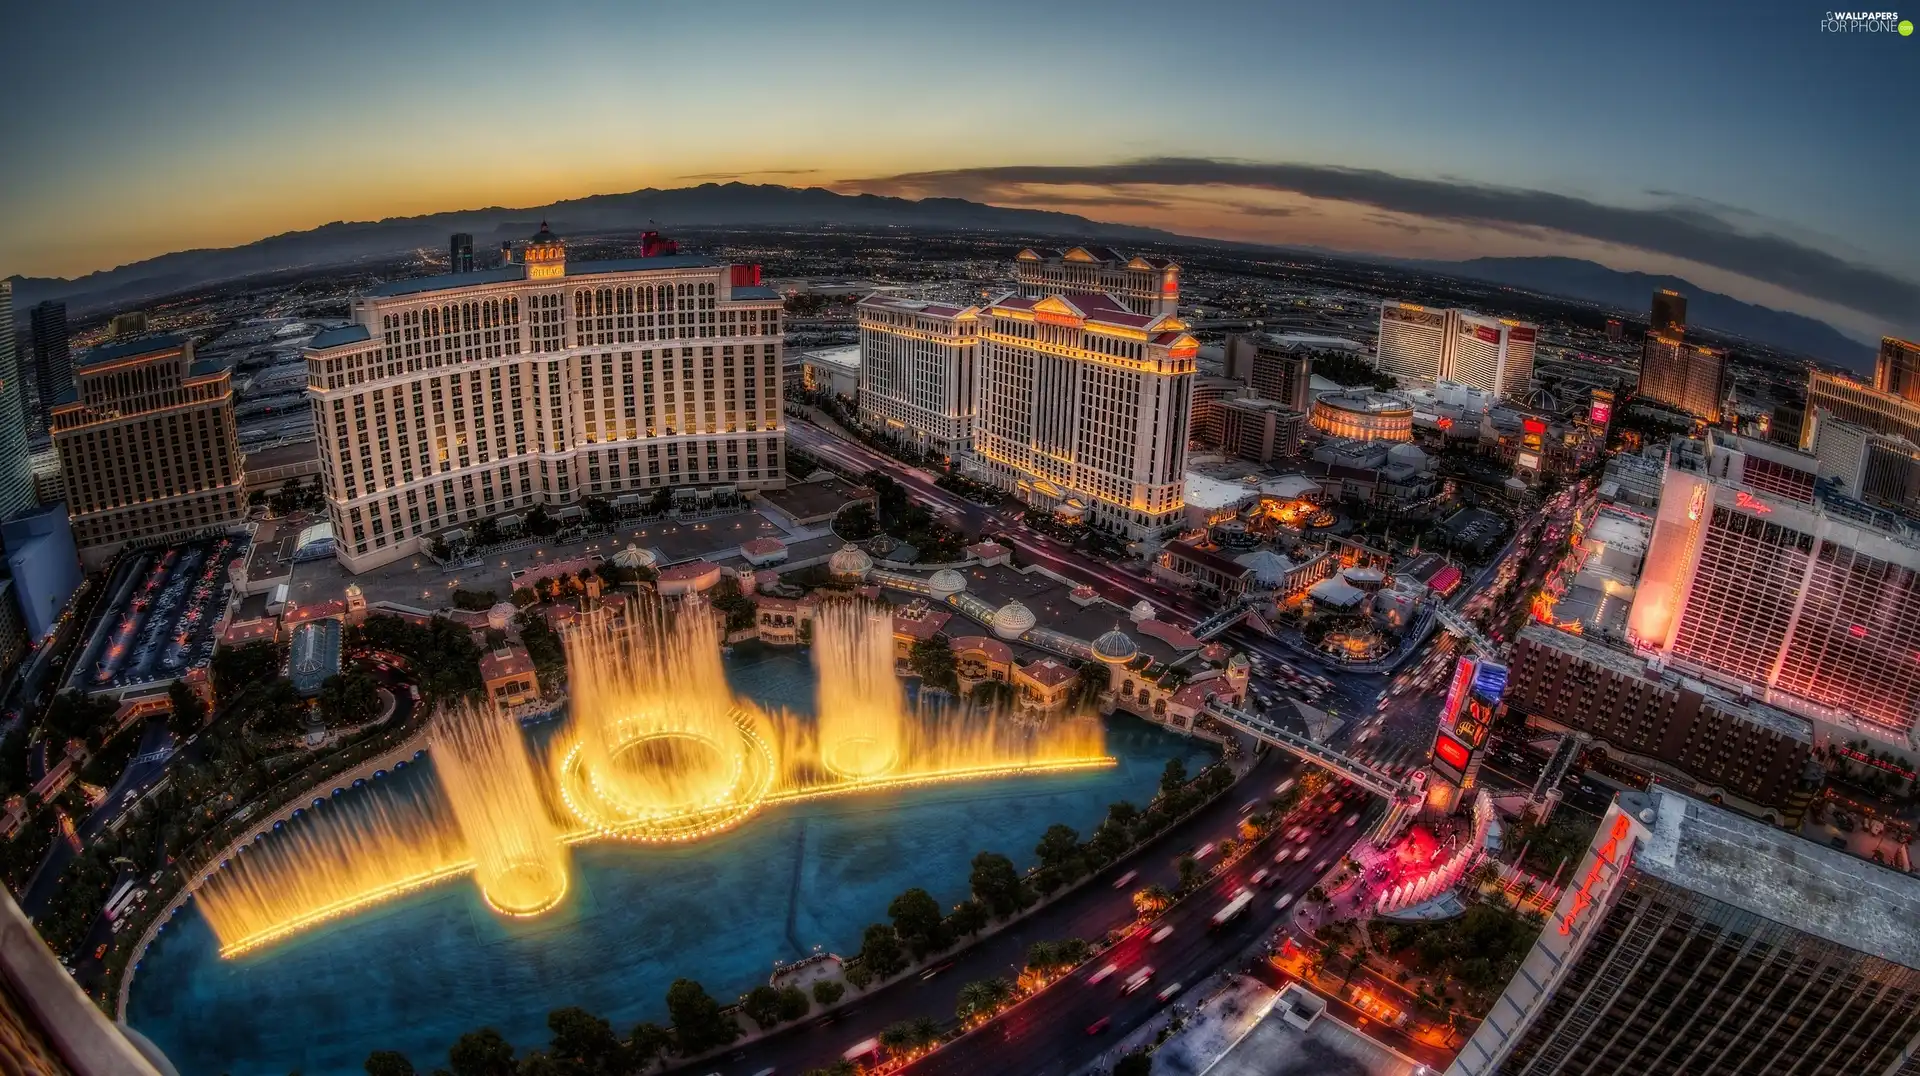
[670, 750, 1362, 1076]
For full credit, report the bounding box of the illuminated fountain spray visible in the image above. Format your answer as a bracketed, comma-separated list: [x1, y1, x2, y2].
[811, 602, 904, 779]
[433, 701, 570, 917]
[555, 601, 776, 841]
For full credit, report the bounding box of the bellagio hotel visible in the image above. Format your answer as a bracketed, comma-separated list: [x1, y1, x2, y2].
[306, 226, 785, 573]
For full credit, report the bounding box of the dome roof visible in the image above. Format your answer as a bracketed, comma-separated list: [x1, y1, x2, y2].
[829, 543, 873, 578]
[613, 543, 656, 569]
[1387, 442, 1429, 464]
[1130, 599, 1157, 623]
[991, 601, 1037, 640]
[927, 569, 967, 597]
[1092, 628, 1139, 664]
[487, 602, 516, 630]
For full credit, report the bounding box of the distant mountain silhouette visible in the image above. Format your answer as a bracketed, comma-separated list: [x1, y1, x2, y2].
[4, 184, 1871, 371]
[3, 183, 1171, 316]
[1412, 255, 1875, 373]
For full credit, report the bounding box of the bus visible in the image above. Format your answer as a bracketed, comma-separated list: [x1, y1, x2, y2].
[1210, 890, 1254, 929]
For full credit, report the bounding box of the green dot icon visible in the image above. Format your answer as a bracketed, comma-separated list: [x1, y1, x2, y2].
[1902, 19, 1915, 35]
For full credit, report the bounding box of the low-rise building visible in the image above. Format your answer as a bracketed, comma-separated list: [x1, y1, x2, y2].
[480, 645, 539, 706]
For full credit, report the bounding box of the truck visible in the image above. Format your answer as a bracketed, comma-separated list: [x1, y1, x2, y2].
[1210, 890, 1254, 929]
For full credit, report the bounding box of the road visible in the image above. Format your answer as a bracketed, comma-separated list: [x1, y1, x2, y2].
[786, 421, 1208, 623]
[902, 792, 1379, 1076]
[670, 750, 1341, 1076]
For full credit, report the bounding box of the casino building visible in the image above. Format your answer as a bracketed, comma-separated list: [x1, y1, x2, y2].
[305, 226, 786, 573]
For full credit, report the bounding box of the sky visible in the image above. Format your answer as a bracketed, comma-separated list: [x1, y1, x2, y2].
[1, 0, 1915, 340]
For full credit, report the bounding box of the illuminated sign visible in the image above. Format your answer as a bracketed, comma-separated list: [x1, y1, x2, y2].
[1516, 451, 1542, 470]
[1734, 491, 1773, 515]
[1589, 401, 1612, 425]
[1473, 326, 1502, 344]
[1440, 657, 1474, 725]
[1687, 484, 1708, 522]
[1434, 732, 1472, 771]
[1559, 814, 1634, 936]
[1470, 662, 1508, 706]
[1523, 417, 1548, 435]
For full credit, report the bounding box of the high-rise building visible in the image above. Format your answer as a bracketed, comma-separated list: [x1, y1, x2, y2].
[1376, 302, 1450, 383]
[1451, 788, 1920, 1076]
[1650, 287, 1687, 335]
[1223, 332, 1312, 412]
[1450, 312, 1537, 401]
[1188, 374, 1246, 448]
[1638, 334, 1727, 421]
[1627, 432, 1920, 739]
[1012, 247, 1179, 319]
[1217, 397, 1304, 466]
[28, 299, 72, 415]
[1812, 414, 1920, 513]
[52, 335, 246, 568]
[0, 283, 34, 521]
[854, 295, 981, 460]
[1506, 623, 1815, 815]
[1804, 369, 1920, 448]
[1604, 318, 1624, 343]
[450, 232, 474, 274]
[1874, 336, 1920, 403]
[969, 290, 1195, 538]
[305, 226, 785, 573]
[1374, 303, 1535, 401]
[106, 311, 148, 339]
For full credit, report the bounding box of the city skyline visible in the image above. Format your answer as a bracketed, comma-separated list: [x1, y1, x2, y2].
[2, 0, 1915, 344]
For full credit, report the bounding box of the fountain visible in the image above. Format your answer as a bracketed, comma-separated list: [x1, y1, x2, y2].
[190, 595, 1114, 959]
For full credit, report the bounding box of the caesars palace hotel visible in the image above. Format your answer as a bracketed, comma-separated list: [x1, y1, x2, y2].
[305, 226, 786, 573]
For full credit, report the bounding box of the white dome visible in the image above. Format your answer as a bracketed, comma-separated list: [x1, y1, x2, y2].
[927, 569, 967, 598]
[829, 543, 873, 579]
[1092, 628, 1139, 664]
[613, 543, 657, 569]
[487, 602, 516, 631]
[1130, 599, 1157, 623]
[991, 601, 1037, 640]
[1387, 442, 1429, 466]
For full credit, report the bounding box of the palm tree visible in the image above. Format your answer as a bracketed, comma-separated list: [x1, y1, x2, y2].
[1132, 884, 1172, 915]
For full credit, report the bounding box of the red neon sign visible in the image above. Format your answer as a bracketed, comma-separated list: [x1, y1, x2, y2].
[1440, 657, 1474, 728]
[1734, 491, 1772, 514]
[1434, 733, 1472, 771]
[1523, 417, 1548, 435]
[1559, 814, 1634, 936]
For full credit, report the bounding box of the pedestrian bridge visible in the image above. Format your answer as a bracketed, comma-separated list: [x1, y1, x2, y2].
[1205, 700, 1425, 843]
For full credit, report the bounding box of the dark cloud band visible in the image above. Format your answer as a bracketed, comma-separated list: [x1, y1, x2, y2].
[839, 157, 1917, 325]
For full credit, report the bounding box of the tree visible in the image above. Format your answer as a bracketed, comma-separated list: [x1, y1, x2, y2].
[364, 1051, 416, 1076]
[166, 681, 207, 737]
[1069, 661, 1108, 710]
[777, 985, 810, 1022]
[888, 887, 947, 957]
[1114, 1051, 1153, 1076]
[969, 679, 1014, 709]
[837, 502, 878, 540]
[844, 962, 876, 990]
[880, 1016, 942, 1056]
[946, 898, 990, 938]
[857, 922, 909, 979]
[812, 979, 845, 1006]
[741, 984, 785, 1030]
[1133, 884, 1172, 915]
[969, 851, 1029, 917]
[664, 978, 739, 1054]
[318, 671, 381, 727]
[954, 978, 1015, 1023]
[446, 1029, 515, 1076]
[1159, 758, 1189, 798]
[546, 1006, 622, 1073]
[909, 636, 959, 693]
[1034, 824, 1081, 872]
[626, 1023, 672, 1069]
[1176, 855, 1203, 893]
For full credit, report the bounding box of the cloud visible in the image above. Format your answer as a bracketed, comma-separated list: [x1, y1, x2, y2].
[677, 168, 821, 180]
[992, 191, 1174, 210]
[838, 157, 1920, 325]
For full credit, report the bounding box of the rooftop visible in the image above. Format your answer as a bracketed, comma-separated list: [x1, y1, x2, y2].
[1315, 391, 1414, 415]
[569, 254, 726, 276]
[1630, 788, 1920, 970]
[77, 333, 187, 369]
[801, 344, 860, 371]
[729, 284, 780, 301]
[366, 264, 526, 298]
[307, 324, 372, 350]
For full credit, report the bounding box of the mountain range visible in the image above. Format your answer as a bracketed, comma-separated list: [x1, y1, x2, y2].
[3, 182, 1873, 371]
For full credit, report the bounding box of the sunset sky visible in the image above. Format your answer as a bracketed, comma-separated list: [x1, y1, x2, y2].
[2, 0, 1914, 339]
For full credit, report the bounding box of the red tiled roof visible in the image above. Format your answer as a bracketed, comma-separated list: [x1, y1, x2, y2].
[448, 608, 491, 627]
[658, 560, 720, 582]
[1164, 540, 1251, 579]
[966, 541, 1008, 559]
[1138, 619, 1201, 651]
[1020, 659, 1078, 688]
[512, 556, 600, 589]
[740, 538, 787, 556]
[479, 646, 535, 682]
[285, 600, 347, 625]
[893, 607, 953, 641]
[948, 635, 1013, 664]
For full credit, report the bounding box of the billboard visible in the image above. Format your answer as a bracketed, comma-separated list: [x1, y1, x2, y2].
[1434, 731, 1472, 776]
